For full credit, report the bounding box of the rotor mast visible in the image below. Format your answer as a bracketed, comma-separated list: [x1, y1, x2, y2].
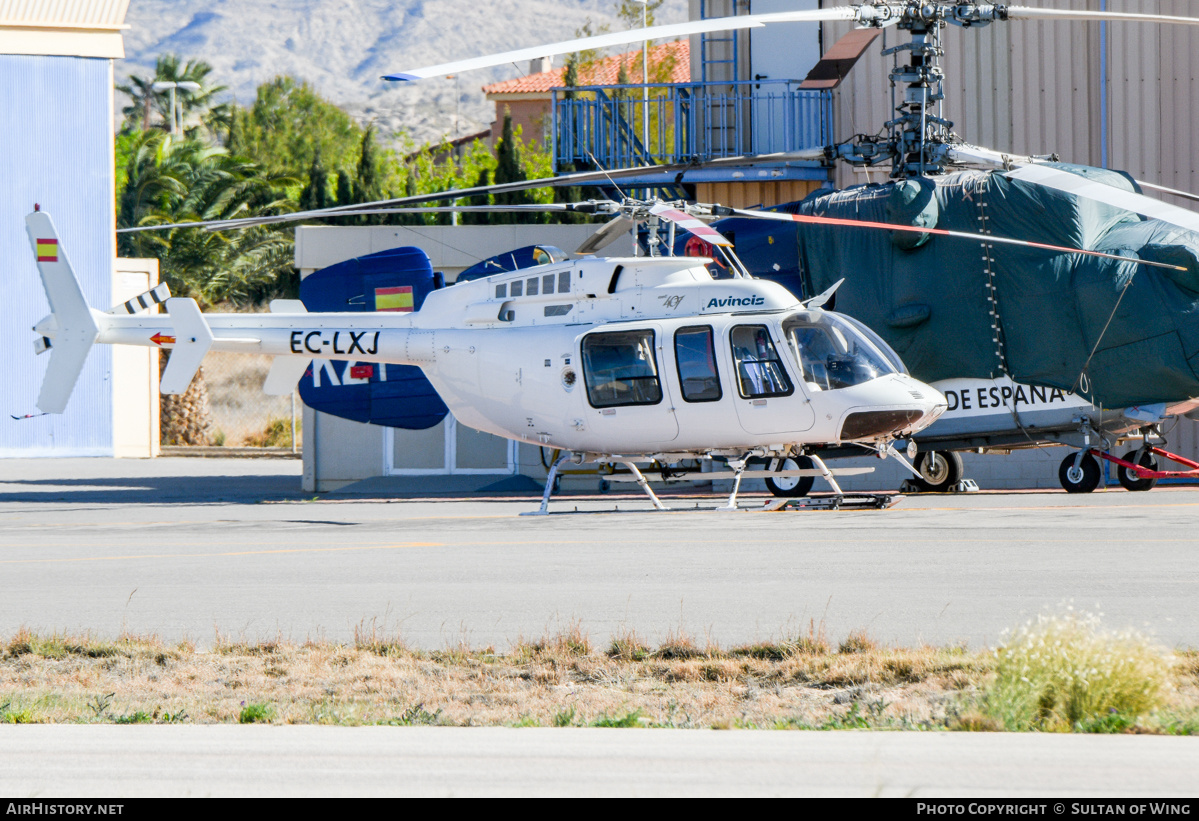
[835, 2, 1008, 178]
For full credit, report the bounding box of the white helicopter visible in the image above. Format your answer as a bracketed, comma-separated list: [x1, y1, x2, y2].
[30, 199, 955, 513]
[35, 180, 1177, 512]
[375, 0, 1199, 496]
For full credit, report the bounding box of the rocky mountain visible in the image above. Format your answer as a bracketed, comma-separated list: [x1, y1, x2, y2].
[120, 0, 687, 147]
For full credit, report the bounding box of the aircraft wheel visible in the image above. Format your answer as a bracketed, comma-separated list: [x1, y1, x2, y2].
[1058, 452, 1101, 493]
[765, 456, 815, 498]
[912, 450, 964, 493]
[1117, 450, 1159, 492]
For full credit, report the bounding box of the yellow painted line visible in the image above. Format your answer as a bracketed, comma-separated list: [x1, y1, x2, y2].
[893, 501, 1199, 512]
[7, 537, 1199, 566]
[11, 498, 1199, 527]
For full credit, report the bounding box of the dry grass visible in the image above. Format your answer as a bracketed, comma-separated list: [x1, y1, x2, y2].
[2, 626, 1197, 731]
[985, 610, 1176, 732]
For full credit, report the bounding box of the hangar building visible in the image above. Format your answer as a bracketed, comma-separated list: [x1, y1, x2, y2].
[0, 0, 157, 458]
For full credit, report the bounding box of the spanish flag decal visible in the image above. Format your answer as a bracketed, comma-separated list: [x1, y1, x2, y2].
[374, 285, 414, 312]
[36, 239, 58, 262]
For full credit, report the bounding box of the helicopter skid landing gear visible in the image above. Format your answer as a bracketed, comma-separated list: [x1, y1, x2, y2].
[621, 460, 669, 511]
[524, 456, 669, 515]
[717, 457, 751, 511]
[523, 454, 571, 515]
[722, 453, 846, 511]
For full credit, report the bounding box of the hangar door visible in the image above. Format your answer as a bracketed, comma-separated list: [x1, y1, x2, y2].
[385, 415, 515, 476]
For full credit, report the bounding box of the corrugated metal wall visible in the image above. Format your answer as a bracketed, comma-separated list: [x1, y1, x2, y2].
[824, 0, 1199, 207]
[0, 0, 130, 26]
[0, 54, 115, 456]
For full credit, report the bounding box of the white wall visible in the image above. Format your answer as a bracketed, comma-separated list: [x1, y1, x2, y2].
[295, 223, 601, 491]
[111, 258, 160, 458]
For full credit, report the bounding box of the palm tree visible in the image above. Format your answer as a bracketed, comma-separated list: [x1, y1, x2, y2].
[116, 131, 296, 444]
[117, 131, 295, 306]
[118, 54, 231, 139]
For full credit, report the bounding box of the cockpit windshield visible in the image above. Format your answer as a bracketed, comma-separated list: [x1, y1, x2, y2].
[782, 311, 900, 390]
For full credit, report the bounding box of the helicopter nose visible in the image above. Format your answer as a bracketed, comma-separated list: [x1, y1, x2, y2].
[837, 376, 947, 440]
[896, 376, 947, 432]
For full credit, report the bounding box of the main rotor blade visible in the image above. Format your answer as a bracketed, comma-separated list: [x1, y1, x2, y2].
[945, 147, 1199, 221]
[799, 28, 881, 90]
[576, 215, 635, 255]
[719, 206, 1187, 272]
[116, 203, 588, 234]
[647, 202, 732, 247]
[382, 8, 856, 82]
[1004, 165, 1199, 236]
[188, 152, 827, 232]
[1135, 180, 1199, 206]
[1006, 7, 1199, 26]
[944, 144, 1044, 170]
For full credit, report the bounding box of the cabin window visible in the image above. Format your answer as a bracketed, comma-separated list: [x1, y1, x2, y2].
[527, 277, 540, 296]
[495, 283, 507, 299]
[730, 325, 793, 398]
[558, 270, 571, 293]
[542, 273, 556, 295]
[582, 330, 663, 408]
[510, 280, 523, 297]
[785, 317, 893, 390]
[674, 326, 722, 402]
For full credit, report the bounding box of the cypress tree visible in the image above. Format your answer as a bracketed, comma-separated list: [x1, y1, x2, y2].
[298, 147, 330, 213]
[354, 124, 383, 222]
[335, 170, 354, 224]
[493, 109, 530, 224]
[460, 168, 491, 225]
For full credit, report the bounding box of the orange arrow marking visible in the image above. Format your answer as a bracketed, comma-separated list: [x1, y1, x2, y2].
[150, 332, 176, 346]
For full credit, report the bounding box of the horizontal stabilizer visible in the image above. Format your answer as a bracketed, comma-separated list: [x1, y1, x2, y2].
[263, 356, 311, 396]
[159, 298, 213, 395]
[108, 282, 171, 315]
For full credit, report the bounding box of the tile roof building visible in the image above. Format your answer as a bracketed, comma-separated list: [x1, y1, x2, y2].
[481, 39, 689, 146]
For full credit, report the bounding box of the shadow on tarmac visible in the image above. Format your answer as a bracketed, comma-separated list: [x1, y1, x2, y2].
[0, 474, 306, 505]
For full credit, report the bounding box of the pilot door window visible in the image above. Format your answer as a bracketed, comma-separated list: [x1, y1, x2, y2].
[582, 330, 664, 408]
[730, 325, 794, 399]
[785, 320, 893, 390]
[674, 326, 722, 402]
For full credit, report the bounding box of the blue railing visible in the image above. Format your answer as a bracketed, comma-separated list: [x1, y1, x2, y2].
[551, 79, 834, 170]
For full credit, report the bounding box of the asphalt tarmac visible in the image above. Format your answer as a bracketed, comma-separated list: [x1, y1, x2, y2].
[3, 726, 1197, 797]
[3, 457, 1199, 797]
[1, 457, 1197, 651]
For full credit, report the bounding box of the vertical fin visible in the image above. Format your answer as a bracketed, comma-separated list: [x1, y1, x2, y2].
[25, 211, 101, 413]
[262, 299, 310, 395]
[263, 357, 311, 395]
[159, 298, 214, 395]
